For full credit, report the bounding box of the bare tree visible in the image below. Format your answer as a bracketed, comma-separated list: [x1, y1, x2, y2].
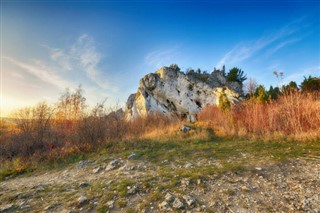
[245, 77, 258, 97]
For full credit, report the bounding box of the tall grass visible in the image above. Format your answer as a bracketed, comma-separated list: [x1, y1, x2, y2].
[198, 91, 320, 140]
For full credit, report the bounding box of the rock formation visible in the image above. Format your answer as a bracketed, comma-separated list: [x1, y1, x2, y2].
[125, 66, 242, 122]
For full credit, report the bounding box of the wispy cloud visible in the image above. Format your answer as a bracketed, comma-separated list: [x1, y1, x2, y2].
[4, 56, 76, 89]
[216, 18, 307, 68]
[44, 34, 108, 89]
[266, 38, 301, 56]
[145, 47, 180, 68]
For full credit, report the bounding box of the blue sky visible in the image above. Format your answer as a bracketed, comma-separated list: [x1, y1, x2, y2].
[1, 0, 319, 116]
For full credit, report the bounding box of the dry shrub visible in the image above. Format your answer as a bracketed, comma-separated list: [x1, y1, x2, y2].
[124, 112, 179, 140]
[198, 91, 320, 140]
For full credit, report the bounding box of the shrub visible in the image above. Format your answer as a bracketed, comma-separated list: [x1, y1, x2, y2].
[198, 91, 320, 140]
[218, 93, 231, 111]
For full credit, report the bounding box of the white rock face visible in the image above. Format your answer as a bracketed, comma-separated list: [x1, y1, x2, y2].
[125, 66, 242, 122]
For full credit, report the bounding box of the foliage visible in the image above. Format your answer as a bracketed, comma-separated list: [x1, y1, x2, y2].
[169, 64, 181, 72]
[227, 67, 247, 84]
[186, 68, 195, 75]
[218, 92, 231, 111]
[300, 76, 320, 92]
[283, 81, 298, 94]
[268, 86, 281, 100]
[255, 85, 269, 103]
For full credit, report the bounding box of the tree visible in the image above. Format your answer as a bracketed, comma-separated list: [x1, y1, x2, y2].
[300, 76, 320, 92]
[56, 85, 86, 121]
[222, 65, 226, 76]
[186, 68, 195, 75]
[227, 67, 247, 84]
[255, 85, 269, 103]
[283, 81, 298, 93]
[268, 86, 281, 100]
[169, 64, 181, 72]
[245, 77, 258, 97]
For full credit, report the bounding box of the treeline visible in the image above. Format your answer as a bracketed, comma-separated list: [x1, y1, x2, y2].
[170, 63, 247, 85]
[246, 73, 320, 103]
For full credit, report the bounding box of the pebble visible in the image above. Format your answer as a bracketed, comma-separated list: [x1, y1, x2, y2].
[172, 198, 184, 209]
[79, 182, 90, 188]
[183, 195, 196, 206]
[78, 196, 88, 205]
[165, 193, 175, 203]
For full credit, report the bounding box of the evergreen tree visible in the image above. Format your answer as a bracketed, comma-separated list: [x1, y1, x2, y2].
[255, 85, 269, 103]
[227, 67, 247, 84]
[300, 76, 320, 92]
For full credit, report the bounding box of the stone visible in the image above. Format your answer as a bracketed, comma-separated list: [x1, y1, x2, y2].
[124, 66, 242, 121]
[106, 200, 114, 209]
[172, 198, 184, 209]
[78, 196, 88, 205]
[180, 125, 192, 132]
[0, 204, 16, 212]
[76, 160, 95, 169]
[79, 182, 90, 188]
[128, 152, 137, 160]
[92, 167, 102, 174]
[197, 179, 202, 185]
[106, 159, 120, 171]
[127, 185, 138, 195]
[158, 201, 171, 211]
[185, 162, 193, 168]
[181, 178, 190, 186]
[183, 195, 196, 206]
[165, 193, 175, 203]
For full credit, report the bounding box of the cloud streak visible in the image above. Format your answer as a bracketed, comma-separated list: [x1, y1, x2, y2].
[4, 56, 76, 90]
[216, 18, 307, 68]
[266, 38, 301, 56]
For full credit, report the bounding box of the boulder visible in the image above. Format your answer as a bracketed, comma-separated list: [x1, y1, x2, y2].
[125, 66, 242, 122]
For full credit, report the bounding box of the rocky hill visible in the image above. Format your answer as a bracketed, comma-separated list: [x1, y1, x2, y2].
[125, 66, 243, 122]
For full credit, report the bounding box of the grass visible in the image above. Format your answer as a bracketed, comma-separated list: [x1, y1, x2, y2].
[1, 130, 319, 212]
[2, 130, 319, 183]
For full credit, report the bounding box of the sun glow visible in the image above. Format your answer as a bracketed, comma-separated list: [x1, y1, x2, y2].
[1, 94, 35, 117]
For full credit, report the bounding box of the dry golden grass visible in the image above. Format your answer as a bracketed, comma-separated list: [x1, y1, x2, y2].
[198, 91, 320, 141]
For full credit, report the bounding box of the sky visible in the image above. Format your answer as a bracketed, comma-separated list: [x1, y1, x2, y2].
[1, 0, 320, 117]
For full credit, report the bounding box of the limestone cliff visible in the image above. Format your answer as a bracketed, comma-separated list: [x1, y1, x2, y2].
[125, 66, 242, 122]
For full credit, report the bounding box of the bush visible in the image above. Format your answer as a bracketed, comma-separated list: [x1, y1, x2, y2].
[218, 93, 231, 111]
